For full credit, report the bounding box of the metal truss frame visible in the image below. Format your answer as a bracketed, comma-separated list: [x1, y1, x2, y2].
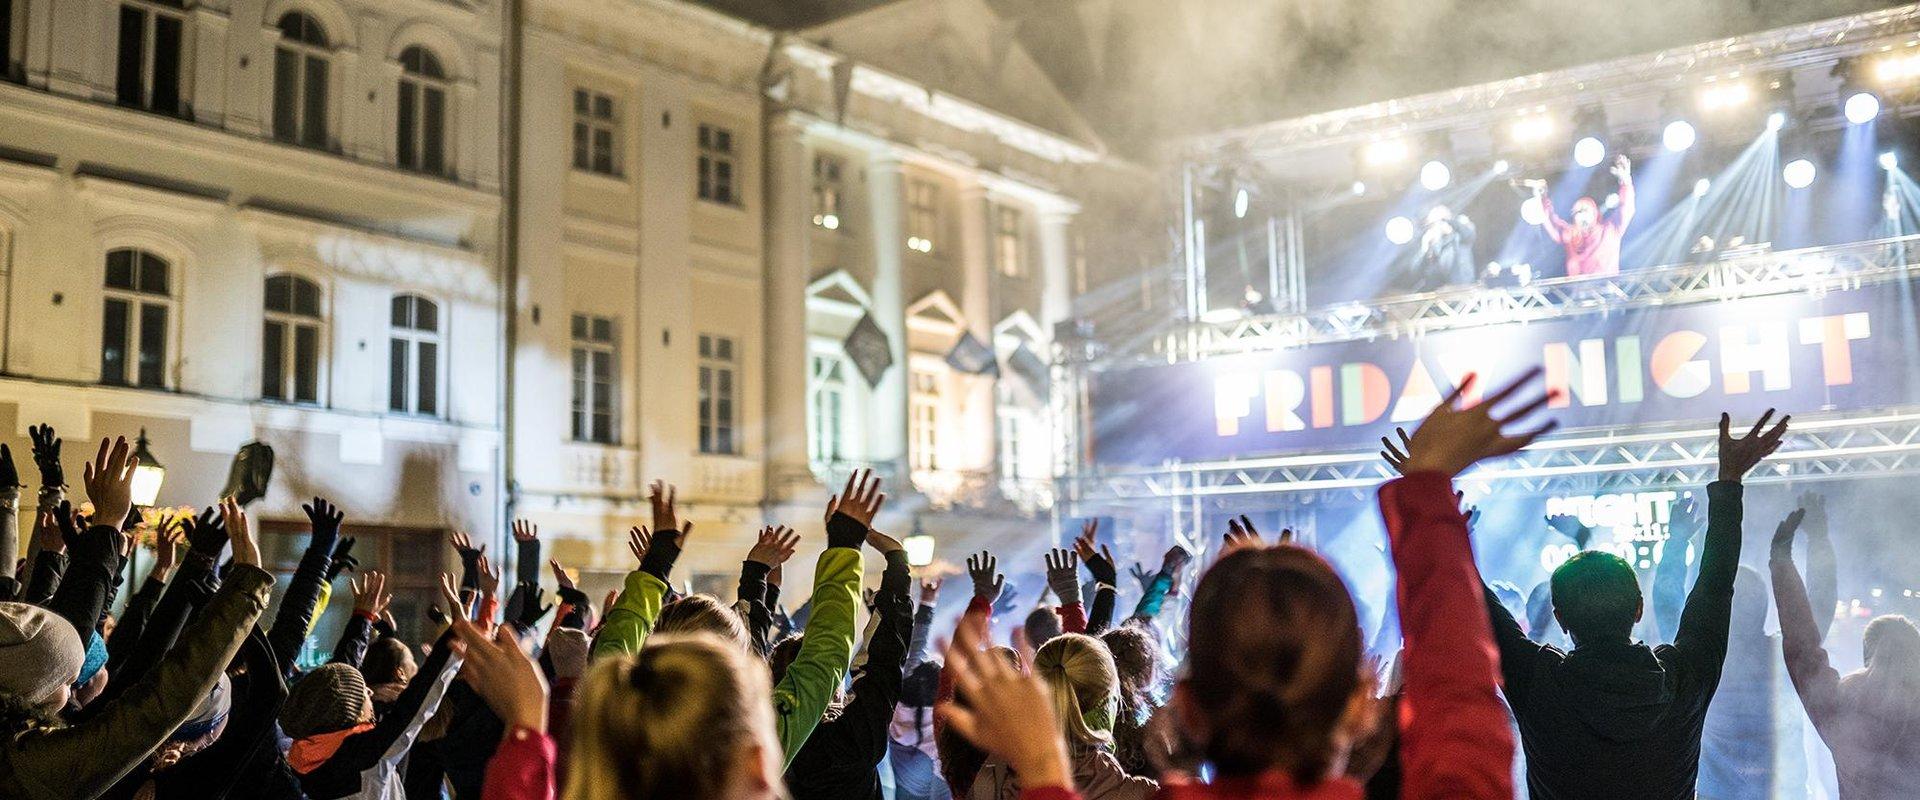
[1112, 235, 1920, 365]
[1058, 410, 1920, 515]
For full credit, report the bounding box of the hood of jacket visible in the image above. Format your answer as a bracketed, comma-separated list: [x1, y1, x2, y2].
[1552, 641, 1677, 742]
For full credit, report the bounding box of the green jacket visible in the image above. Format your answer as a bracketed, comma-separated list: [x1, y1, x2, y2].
[0, 564, 274, 800]
[587, 547, 862, 765]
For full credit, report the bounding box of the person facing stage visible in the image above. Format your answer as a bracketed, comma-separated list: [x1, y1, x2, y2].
[1410, 204, 1478, 292]
[1537, 155, 1634, 278]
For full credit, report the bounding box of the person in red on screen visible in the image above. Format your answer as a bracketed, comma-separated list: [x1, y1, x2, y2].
[938, 370, 1556, 800]
[1535, 155, 1634, 278]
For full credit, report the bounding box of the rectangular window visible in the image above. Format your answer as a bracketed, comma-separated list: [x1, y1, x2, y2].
[910, 369, 940, 471]
[263, 275, 324, 405]
[571, 314, 616, 444]
[389, 296, 442, 416]
[101, 249, 171, 389]
[999, 409, 1023, 480]
[906, 178, 939, 253]
[808, 356, 846, 463]
[812, 154, 843, 230]
[101, 299, 130, 386]
[571, 89, 618, 176]
[697, 123, 738, 206]
[115, 3, 185, 116]
[698, 334, 738, 455]
[995, 205, 1025, 277]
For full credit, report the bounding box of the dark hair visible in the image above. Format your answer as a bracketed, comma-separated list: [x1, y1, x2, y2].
[768, 634, 803, 687]
[1024, 606, 1062, 647]
[359, 638, 413, 685]
[1183, 546, 1369, 784]
[900, 660, 942, 708]
[654, 595, 749, 650]
[1550, 551, 1641, 645]
[1101, 624, 1159, 699]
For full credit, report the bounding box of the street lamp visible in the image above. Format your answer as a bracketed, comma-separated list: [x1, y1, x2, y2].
[903, 519, 935, 567]
[130, 429, 166, 508]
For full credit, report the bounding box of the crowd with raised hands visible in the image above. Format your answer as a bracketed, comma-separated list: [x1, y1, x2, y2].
[2, 366, 1918, 800]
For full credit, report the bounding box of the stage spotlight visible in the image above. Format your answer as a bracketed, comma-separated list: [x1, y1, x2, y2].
[1493, 159, 1510, 175]
[1520, 196, 1547, 226]
[1766, 111, 1787, 132]
[1845, 91, 1881, 124]
[1873, 51, 1920, 84]
[1385, 216, 1415, 245]
[1696, 80, 1753, 111]
[1574, 136, 1606, 168]
[1783, 158, 1817, 189]
[1663, 120, 1697, 152]
[1351, 180, 1367, 196]
[1881, 151, 1899, 171]
[1234, 187, 1249, 219]
[1362, 139, 1410, 167]
[1420, 160, 1452, 191]
[1509, 114, 1555, 145]
[1693, 178, 1711, 197]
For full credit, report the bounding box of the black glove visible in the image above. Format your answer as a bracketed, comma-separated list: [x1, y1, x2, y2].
[27, 424, 62, 489]
[302, 497, 343, 556]
[0, 444, 20, 491]
[327, 537, 359, 581]
[1082, 546, 1117, 588]
[825, 511, 868, 550]
[181, 506, 230, 558]
[512, 582, 552, 628]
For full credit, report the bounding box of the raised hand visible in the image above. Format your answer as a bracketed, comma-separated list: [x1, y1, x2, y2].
[1161, 545, 1192, 575]
[1072, 520, 1118, 587]
[867, 529, 905, 555]
[1394, 370, 1557, 478]
[303, 497, 344, 542]
[352, 570, 392, 617]
[647, 481, 693, 547]
[476, 553, 501, 606]
[1044, 548, 1082, 606]
[966, 550, 1005, 603]
[83, 436, 138, 528]
[746, 525, 800, 567]
[27, 424, 64, 489]
[1770, 507, 1808, 560]
[448, 530, 483, 561]
[938, 615, 1074, 791]
[1798, 491, 1827, 539]
[0, 444, 19, 490]
[222, 497, 259, 568]
[512, 519, 539, 543]
[513, 581, 552, 627]
[326, 536, 359, 581]
[444, 574, 550, 733]
[1544, 513, 1590, 544]
[1718, 409, 1790, 482]
[153, 520, 183, 579]
[823, 468, 884, 550]
[626, 527, 651, 564]
[31, 509, 62, 553]
[1379, 427, 1415, 475]
[1611, 154, 1632, 181]
[1224, 515, 1262, 552]
[549, 559, 576, 590]
[180, 505, 228, 557]
[919, 577, 942, 606]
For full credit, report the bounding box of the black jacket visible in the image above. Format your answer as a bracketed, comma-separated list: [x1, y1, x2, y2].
[784, 550, 912, 800]
[1486, 481, 1743, 800]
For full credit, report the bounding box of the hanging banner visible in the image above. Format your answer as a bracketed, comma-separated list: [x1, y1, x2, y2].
[1089, 278, 1920, 465]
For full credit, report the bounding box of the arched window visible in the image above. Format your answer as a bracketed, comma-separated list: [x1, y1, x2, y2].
[114, 0, 188, 115]
[263, 274, 324, 403]
[389, 294, 441, 415]
[272, 12, 330, 148]
[102, 248, 172, 388]
[396, 46, 449, 176]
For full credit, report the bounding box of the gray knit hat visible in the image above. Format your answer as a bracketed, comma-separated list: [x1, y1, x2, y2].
[545, 627, 590, 680]
[0, 602, 85, 705]
[280, 663, 374, 739]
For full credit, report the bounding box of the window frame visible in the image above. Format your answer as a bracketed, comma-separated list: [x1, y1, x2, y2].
[114, 0, 190, 116]
[697, 333, 740, 455]
[570, 314, 618, 445]
[995, 205, 1025, 277]
[396, 46, 451, 176]
[812, 153, 844, 231]
[271, 12, 332, 149]
[909, 368, 941, 472]
[261, 273, 327, 405]
[388, 294, 443, 417]
[696, 123, 739, 207]
[570, 88, 620, 177]
[100, 247, 174, 390]
[807, 354, 848, 464]
[906, 177, 940, 254]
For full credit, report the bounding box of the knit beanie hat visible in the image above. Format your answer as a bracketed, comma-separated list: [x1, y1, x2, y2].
[0, 602, 85, 705]
[172, 672, 233, 743]
[74, 634, 109, 689]
[280, 663, 374, 739]
[544, 627, 590, 680]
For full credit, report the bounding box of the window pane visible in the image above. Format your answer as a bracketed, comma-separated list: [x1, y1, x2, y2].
[572, 121, 589, 170]
[294, 324, 319, 402]
[591, 128, 612, 174]
[294, 277, 320, 317]
[137, 252, 167, 294]
[137, 302, 166, 387]
[396, 83, 417, 169]
[272, 49, 299, 141]
[106, 250, 134, 290]
[570, 349, 587, 440]
[416, 299, 438, 333]
[573, 89, 588, 114]
[116, 7, 145, 107]
[391, 295, 410, 328]
[570, 314, 586, 339]
[262, 321, 284, 399]
[301, 55, 328, 147]
[389, 338, 408, 412]
[591, 317, 611, 342]
[101, 299, 129, 384]
[152, 14, 181, 114]
[422, 87, 445, 175]
[417, 341, 438, 415]
[592, 94, 611, 119]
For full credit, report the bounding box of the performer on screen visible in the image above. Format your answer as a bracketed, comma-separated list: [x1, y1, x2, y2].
[1411, 204, 1478, 291]
[1535, 154, 1634, 277]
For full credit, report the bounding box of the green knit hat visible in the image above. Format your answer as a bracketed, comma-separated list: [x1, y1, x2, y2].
[280, 663, 374, 739]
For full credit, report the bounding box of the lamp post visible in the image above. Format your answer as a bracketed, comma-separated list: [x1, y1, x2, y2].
[903, 518, 935, 568]
[124, 430, 166, 590]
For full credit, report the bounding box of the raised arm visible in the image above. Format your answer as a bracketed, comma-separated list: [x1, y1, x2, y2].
[1045, 547, 1087, 634]
[1651, 497, 1700, 643]
[1377, 369, 1555, 800]
[1768, 508, 1844, 740]
[46, 438, 140, 655]
[740, 525, 799, 656]
[329, 570, 390, 667]
[1072, 521, 1119, 635]
[268, 498, 343, 675]
[905, 577, 939, 671]
[1798, 492, 1839, 640]
[589, 526, 669, 659]
[1674, 411, 1788, 675]
[819, 531, 916, 771]
[1538, 189, 1569, 243]
[773, 469, 882, 763]
[1612, 156, 1636, 229]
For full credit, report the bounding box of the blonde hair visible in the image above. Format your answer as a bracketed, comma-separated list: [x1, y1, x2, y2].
[1031, 633, 1119, 747]
[654, 594, 752, 650]
[565, 634, 778, 800]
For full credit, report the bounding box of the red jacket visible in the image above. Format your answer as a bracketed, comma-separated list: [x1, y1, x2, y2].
[1022, 472, 1512, 800]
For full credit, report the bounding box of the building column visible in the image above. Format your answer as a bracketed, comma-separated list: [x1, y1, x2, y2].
[866, 154, 910, 480]
[955, 181, 999, 476]
[1037, 209, 1075, 332]
[764, 116, 814, 501]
